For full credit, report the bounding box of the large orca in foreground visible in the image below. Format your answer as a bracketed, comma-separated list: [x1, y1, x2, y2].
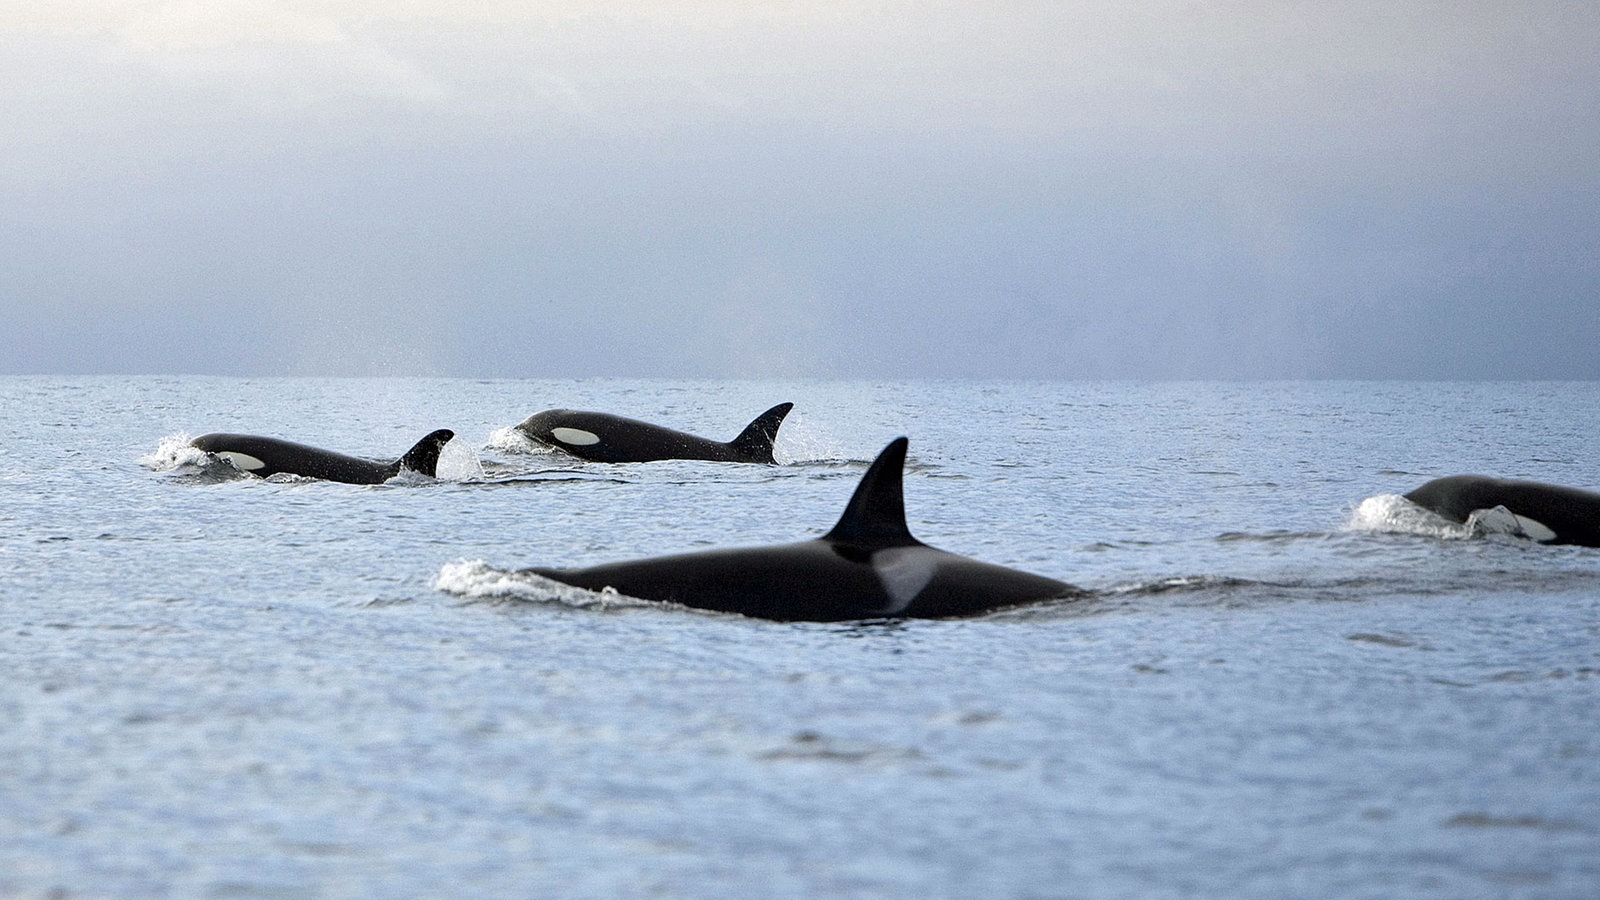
[515, 402, 793, 463]
[190, 429, 455, 484]
[522, 437, 1085, 621]
[1404, 475, 1600, 547]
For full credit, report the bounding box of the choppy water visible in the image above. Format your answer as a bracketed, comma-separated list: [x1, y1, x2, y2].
[3, 377, 1598, 897]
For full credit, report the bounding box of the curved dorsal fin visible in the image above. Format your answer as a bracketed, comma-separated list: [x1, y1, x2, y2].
[727, 402, 794, 463]
[397, 429, 456, 477]
[823, 437, 919, 547]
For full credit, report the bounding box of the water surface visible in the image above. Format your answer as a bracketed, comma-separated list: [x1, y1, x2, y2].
[2, 378, 1597, 897]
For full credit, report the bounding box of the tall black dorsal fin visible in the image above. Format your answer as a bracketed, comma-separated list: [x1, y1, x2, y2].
[397, 429, 456, 477]
[727, 402, 794, 463]
[823, 437, 920, 547]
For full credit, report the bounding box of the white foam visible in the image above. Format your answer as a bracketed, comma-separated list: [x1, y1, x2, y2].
[433, 437, 484, 481]
[434, 560, 656, 610]
[140, 433, 212, 471]
[484, 426, 551, 455]
[767, 410, 849, 464]
[1346, 494, 1475, 540]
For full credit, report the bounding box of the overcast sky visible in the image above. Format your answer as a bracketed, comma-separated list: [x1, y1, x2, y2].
[3, 2, 1597, 378]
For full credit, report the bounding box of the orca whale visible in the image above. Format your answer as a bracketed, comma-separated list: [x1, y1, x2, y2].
[1404, 475, 1600, 547]
[190, 429, 455, 484]
[515, 403, 793, 463]
[521, 437, 1085, 621]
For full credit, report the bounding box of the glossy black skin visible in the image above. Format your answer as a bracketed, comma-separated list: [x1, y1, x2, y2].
[515, 403, 793, 463]
[523, 437, 1085, 622]
[190, 429, 455, 484]
[1405, 475, 1600, 547]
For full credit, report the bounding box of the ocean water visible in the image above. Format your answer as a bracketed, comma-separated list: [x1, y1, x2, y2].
[2, 377, 1598, 898]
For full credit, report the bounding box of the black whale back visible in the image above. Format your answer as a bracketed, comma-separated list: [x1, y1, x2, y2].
[522, 437, 1082, 621]
[191, 429, 455, 484]
[515, 403, 793, 463]
[1405, 475, 1600, 547]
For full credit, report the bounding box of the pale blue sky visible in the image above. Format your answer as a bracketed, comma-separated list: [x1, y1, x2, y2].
[3, 2, 1597, 378]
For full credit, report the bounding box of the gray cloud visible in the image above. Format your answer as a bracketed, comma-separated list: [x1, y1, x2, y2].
[3, 2, 1597, 377]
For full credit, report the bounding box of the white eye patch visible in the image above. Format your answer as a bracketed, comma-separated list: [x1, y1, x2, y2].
[1468, 505, 1558, 543]
[218, 451, 266, 471]
[550, 427, 601, 446]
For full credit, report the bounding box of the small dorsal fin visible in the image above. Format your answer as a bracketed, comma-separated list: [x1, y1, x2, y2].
[727, 402, 794, 463]
[398, 429, 456, 477]
[823, 437, 920, 547]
